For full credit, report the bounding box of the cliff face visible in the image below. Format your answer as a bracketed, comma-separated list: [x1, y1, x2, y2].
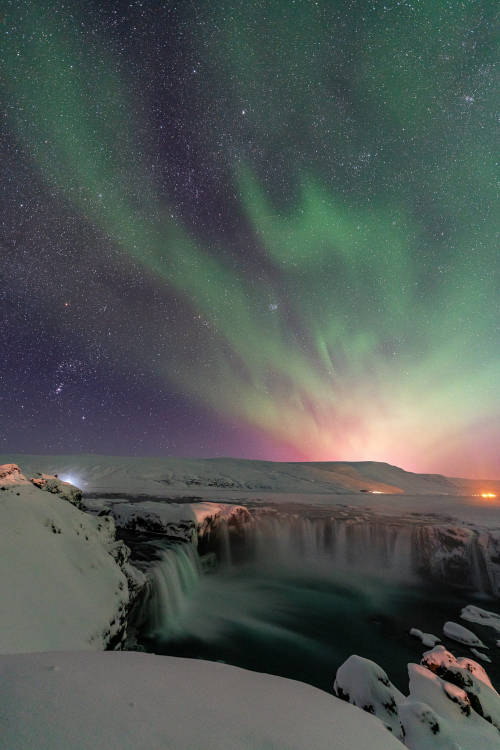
[411, 525, 500, 595]
[0, 464, 145, 654]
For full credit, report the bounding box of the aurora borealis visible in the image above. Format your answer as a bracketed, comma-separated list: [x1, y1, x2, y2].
[2, 0, 498, 477]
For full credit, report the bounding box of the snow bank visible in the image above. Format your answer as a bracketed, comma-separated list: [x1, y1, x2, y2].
[0, 650, 406, 750]
[0, 464, 144, 654]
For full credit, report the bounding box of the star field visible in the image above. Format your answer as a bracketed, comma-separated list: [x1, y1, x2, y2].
[1, 0, 499, 477]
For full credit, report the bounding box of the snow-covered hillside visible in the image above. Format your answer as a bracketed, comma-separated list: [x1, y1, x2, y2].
[4, 453, 498, 497]
[0, 464, 144, 653]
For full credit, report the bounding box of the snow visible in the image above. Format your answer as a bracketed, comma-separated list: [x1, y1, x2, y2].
[333, 654, 405, 737]
[4, 453, 498, 498]
[332, 645, 500, 748]
[461, 605, 500, 634]
[31, 472, 84, 508]
[471, 648, 492, 663]
[420, 644, 500, 729]
[0, 464, 140, 654]
[0, 650, 406, 750]
[421, 644, 493, 688]
[410, 628, 441, 647]
[403, 663, 500, 749]
[97, 499, 251, 541]
[398, 700, 462, 750]
[443, 621, 486, 648]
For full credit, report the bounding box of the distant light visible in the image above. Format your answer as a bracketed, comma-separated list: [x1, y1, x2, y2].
[369, 490, 383, 494]
[58, 474, 81, 487]
[480, 492, 497, 499]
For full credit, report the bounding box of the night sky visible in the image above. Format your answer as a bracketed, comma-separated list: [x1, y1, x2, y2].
[2, 0, 498, 477]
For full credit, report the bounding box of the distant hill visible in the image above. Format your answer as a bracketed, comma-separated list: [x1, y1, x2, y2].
[2, 454, 498, 497]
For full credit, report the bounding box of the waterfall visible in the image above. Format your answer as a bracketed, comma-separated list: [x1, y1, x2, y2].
[133, 512, 498, 649]
[469, 535, 493, 594]
[234, 514, 415, 580]
[145, 542, 201, 638]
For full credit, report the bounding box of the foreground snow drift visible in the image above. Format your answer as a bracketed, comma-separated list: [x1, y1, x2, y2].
[0, 464, 144, 653]
[0, 651, 405, 750]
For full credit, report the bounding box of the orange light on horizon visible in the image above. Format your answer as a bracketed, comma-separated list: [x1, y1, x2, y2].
[480, 492, 497, 499]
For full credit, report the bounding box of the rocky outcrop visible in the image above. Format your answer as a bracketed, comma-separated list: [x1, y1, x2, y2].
[411, 524, 500, 595]
[30, 472, 83, 508]
[99, 500, 253, 549]
[0, 463, 25, 483]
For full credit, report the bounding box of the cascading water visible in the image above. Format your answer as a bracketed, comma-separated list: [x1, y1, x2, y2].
[232, 513, 416, 582]
[143, 542, 201, 638]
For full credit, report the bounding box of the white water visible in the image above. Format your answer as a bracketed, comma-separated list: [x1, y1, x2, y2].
[238, 515, 416, 581]
[145, 543, 201, 638]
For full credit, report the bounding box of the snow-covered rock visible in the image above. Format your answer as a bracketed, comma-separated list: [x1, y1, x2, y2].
[421, 645, 493, 688]
[333, 654, 405, 737]
[410, 628, 441, 647]
[471, 648, 492, 663]
[443, 621, 487, 648]
[31, 472, 83, 508]
[0, 464, 144, 653]
[401, 663, 500, 749]
[0, 650, 406, 750]
[421, 644, 500, 729]
[99, 500, 252, 543]
[412, 526, 480, 587]
[461, 605, 500, 634]
[335, 646, 500, 748]
[399, 700, 463, 750]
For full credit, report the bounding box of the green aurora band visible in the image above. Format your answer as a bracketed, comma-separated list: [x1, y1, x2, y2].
[4, 0, 499, 475]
